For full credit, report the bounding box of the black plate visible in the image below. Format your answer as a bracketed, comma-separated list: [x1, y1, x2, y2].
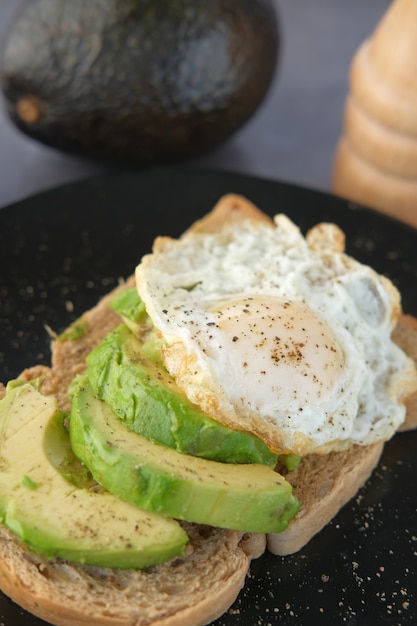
[1, 168, 417, 626]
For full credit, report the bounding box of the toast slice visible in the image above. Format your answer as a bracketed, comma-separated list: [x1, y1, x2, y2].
[1, 193, 416, 624]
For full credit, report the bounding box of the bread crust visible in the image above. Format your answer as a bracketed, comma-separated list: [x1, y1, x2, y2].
[392, 314, 417, 431]
[267, 442, 384, 555]
[0, 524, 264, 626]
[184, 193, 274, 234]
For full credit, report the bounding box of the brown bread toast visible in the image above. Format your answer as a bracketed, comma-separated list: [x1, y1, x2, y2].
[1, 194, 416, 625]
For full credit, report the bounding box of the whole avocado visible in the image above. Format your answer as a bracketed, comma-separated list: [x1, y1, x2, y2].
[0, 0, 280, 163]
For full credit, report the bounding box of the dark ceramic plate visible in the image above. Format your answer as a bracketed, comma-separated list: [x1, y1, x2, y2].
[1, 168, 417, 626]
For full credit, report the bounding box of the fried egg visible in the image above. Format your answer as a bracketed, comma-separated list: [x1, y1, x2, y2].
[136, 208, 417, 456]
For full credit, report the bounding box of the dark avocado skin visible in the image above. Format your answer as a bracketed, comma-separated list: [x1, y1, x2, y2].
[0, 0, 279, 163]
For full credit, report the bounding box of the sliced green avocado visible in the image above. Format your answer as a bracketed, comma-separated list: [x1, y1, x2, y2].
[110, 288, 167, 363]
[70, 378, 300, 534]
[86, 323, 278, 467]
[110, 287, 148, 334]
[0, 381, 187, 568]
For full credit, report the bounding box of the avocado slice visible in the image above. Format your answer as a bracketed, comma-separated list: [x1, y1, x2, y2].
[110, 287, 148, 333]
[86, 323, 278, 467]
[70, 378, 300, 534]
[0, 381, 188, 568]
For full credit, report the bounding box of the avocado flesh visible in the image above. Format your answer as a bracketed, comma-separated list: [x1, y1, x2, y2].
[110, 287, 148, 332]
[0, 381, 187, 569]
[70, 379, 300, 534]
[86, 322, 278, 467]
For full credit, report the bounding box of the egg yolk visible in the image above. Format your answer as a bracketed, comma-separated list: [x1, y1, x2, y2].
[206, 296, 346, 415]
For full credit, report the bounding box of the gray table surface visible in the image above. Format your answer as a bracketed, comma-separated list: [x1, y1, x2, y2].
[0, 0, 391, 210]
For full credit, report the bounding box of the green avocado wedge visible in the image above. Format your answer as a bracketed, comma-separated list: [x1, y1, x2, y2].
[70, 378, 300, 534]
[86, 322, 278, 467]
[0, 381, 188, 569]
[110, 287, 149, 334]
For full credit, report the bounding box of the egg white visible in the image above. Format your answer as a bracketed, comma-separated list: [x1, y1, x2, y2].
[136, 213, 417, 456]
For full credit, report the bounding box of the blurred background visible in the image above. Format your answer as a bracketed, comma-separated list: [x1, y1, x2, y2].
[0, 0, 391, 210]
